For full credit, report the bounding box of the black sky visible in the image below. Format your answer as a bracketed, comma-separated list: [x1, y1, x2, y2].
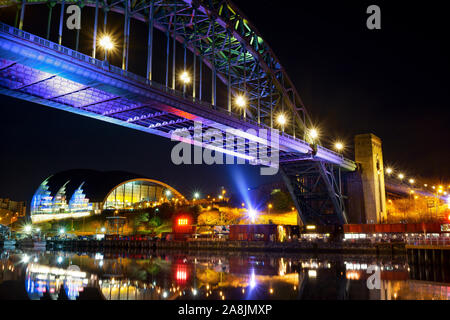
[0, 0, 449, 202]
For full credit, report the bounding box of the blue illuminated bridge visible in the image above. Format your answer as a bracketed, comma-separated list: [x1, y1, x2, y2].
[0, 0, 357, 225]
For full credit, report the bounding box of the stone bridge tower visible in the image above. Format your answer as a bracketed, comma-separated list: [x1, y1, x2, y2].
[354, 134, 387, 224]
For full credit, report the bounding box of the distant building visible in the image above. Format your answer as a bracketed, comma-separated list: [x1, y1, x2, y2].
[30, 169, 185, 223]
[0, 198, 26, 224]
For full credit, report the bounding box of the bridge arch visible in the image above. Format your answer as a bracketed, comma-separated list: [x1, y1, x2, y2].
[1, 0, 313, 139]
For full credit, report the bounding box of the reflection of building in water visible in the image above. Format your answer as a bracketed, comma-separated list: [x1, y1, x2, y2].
[0, 254, 19, 282]
[99, 279, 165, 300]
[380, 280, 450, 300]
[25, 263, 90, 300]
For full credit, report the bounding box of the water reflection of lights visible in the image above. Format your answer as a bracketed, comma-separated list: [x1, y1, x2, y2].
[300, 259, 330, 270]
[26, 264, 88, 300]
[27, 264, 87, 278]
[249, 269, 257, 289]
[308, 270, 317, 278]
[344, 262, 368, 270]
[278, 258, 287, 276]
[94, 253, 104, 260]
[175, 265, 188, 284]
[346, 271, 361, 280]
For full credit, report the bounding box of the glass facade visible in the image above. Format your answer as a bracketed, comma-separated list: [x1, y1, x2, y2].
[104, 180, 174, 209]
[30, 179, 54, 215]
[31, 181, 91, 217]
[69, 183, 92, 213]
[52, 182, 69, 213]
[30, 175, 183, 223]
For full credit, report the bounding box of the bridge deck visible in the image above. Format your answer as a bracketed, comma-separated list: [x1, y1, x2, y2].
[0, 22, 356, 171]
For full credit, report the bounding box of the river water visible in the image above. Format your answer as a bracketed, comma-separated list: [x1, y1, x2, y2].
[0, 249, 449, 300]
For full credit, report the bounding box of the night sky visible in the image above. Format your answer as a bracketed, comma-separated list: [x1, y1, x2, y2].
[0, 1, 449, 203]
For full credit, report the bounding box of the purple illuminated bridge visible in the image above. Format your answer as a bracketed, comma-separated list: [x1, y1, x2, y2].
[0, 1, 357, 225]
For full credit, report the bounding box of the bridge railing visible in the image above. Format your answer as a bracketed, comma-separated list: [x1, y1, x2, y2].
[317, 145, 345, 160]
[1, 22, 355, 166]
[406, 236, 450, 247]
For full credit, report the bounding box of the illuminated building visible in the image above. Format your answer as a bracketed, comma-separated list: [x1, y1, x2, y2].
[0, 198, 26, 224]
[31, 170, 184, 223]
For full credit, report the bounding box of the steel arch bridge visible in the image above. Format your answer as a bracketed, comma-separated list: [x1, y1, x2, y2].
[0, 0, 357, 225]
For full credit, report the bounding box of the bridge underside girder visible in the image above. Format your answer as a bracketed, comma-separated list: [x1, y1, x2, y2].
[0, 55, 304, 165]
[281, 160, 348, 225]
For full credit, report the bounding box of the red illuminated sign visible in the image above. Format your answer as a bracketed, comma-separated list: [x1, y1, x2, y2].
[177, 218, 188, 226]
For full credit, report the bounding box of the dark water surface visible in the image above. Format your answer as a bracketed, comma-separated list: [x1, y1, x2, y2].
[0, 249, 449, 300]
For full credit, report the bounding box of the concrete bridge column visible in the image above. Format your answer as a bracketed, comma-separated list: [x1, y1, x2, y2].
[354, 134, 387, 224]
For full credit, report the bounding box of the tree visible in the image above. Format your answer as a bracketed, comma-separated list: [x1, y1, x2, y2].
[270, 189, 293, 212]
[149, 216, 162, 228]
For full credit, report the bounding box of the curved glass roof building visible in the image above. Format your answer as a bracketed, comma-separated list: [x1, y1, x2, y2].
[31, 170, 184, 223]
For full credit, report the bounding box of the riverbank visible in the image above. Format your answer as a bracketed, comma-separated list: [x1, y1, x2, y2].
[2, 239, 407, 255]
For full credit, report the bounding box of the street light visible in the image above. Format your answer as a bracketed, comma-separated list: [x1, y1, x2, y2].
[409, 179, 415, 184]
[180, 71, 191, 84]
[386, 168, 393, 175]
[180, 71, 191, 94]
[193, 192, 200, 200]
[276, 113, 287, 132]
[235, 94, 247, 108]
[98, 35, 114, 61]
[334, 142, 344, 152]
[24, 225, 32, 233]
[308, 128, 319, 142]
[398, 173, 405, 180]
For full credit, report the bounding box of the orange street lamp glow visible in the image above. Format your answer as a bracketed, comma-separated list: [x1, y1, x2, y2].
[398, 173, 404, 180]
[386, 168, 393, 175]
[180, 71, 191, 84]
[99, 35, 114, 51]
[235, 95, 247, 108]
[276, 113, 287, 126]
[309, 128, 319, 140]
[335, 142, 344, 151]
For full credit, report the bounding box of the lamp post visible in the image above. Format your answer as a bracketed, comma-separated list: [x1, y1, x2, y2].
[334, 142, 344, 153]
[180, 71, 191, 95]
[235, 94, 247, 119]
[308, 128, 319, 144]
[99, 35, 114, 62]
[276, 113, 287, 133]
